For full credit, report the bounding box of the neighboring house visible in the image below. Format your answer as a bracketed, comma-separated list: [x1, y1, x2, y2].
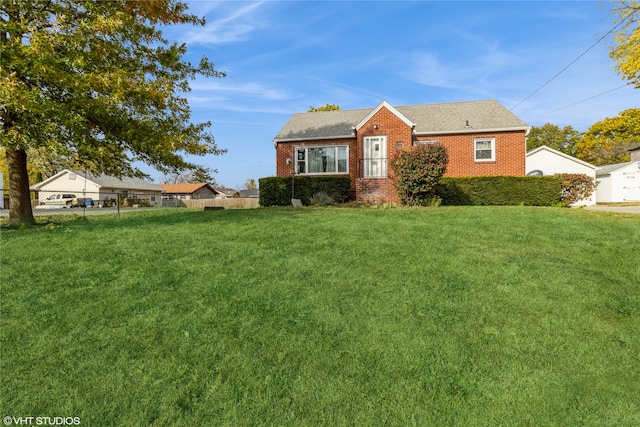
[31, 169, 163, 206]
[274, 99, 530, 203]
[595, 161, 640, 203]
[157, 183, 221, 200]
[226, 189, 259, 198]
[526, 145, 598, 205]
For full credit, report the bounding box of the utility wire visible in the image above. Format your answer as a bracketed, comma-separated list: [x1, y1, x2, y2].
[538, 84, 629, 116]
[510, 13, 632, 111]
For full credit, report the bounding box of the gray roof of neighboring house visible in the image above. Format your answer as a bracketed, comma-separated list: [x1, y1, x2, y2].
[596, 161, 638, 177]
[31, 169, 162, 191]
[75, 171, 162, 191]
[239, 189, 259, 198]
[274, 99, 530, 142]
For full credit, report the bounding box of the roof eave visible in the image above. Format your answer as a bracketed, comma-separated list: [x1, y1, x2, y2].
[30, 169, 79, 190]
[414, 126, 531, 136]
[527, 145, 597, 170]
[274, 134, 356, 144]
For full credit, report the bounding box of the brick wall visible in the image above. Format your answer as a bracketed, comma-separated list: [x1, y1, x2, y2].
[355, 178, 399, 204]
[354, 107, 412, 203]
[413, 131, 526, 177]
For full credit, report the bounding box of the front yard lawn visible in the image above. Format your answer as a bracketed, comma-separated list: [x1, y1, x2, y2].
[1, 207, 638, 425]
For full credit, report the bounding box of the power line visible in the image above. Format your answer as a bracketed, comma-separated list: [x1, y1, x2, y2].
[539, 84, 629, 116]
[510, 13, 632, 111]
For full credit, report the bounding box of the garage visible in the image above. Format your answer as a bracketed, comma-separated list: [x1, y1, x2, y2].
[596, 161, 640, 203]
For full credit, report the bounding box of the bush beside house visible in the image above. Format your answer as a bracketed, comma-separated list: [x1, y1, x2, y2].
[557, 173, 596, 206]
[259, 175, 586, 208]
[391, 144, 448, 206]
[259, 176, 351, 206]
[435, 176, 563, 206]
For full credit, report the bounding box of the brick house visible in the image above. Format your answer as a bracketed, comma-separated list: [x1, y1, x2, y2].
[274, 99, 531, 203]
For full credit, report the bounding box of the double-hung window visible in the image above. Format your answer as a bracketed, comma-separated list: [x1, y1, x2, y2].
[296, 146, 348, 175]
[474, 137, 495, 162]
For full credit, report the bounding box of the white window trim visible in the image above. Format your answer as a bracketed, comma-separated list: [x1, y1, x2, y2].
[474, 137, 496, 162]
[295, 145, 349, 175]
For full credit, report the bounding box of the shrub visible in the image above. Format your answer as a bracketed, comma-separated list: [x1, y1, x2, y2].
[390, 144, 448, 206]
[122, 198, 151, 207]
[435, 176, 563, 206]
[259, 176, 351, 206]
[556, 173, 596, 206]
[309, 191, 335, 206]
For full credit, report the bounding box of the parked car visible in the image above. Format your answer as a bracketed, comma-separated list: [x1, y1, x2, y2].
[40, 194, 77, 208]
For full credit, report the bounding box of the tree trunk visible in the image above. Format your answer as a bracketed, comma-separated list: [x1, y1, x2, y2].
[7, 148, 35, 226]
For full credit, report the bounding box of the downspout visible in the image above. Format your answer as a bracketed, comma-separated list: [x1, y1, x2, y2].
[352, 126, 358, 178]
[524, 126, 532, 161]
[273, 139, 278, 177]
[524, 126, 532, 175]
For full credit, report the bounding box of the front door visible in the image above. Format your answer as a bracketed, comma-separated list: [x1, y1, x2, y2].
[363, 136, 387, 178]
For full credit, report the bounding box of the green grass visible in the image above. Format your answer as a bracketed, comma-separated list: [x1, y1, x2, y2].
[1, 207, 639, 426]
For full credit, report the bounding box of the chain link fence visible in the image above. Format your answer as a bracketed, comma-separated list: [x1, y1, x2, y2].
[1, 189, 259, 217]
[0, 189, 158, 217]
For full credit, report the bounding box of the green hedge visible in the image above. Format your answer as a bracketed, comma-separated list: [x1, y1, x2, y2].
[435, 176, 563, 206]
[259, 176, 352, 206]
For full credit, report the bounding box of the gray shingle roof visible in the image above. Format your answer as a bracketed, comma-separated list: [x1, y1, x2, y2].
[596, 162, 633, 176]
[274, 108, 370, 141]
[274, 100, 529, 142]
[79, 171, 162, 191]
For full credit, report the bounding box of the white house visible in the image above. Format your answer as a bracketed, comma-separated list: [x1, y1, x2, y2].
[526, 145, 598, 205]
[595, 161, 640, 203]
[31, 169, 164, 206]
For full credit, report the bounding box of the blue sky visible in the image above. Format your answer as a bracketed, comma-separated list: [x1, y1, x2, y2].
[151, 1, 638, 188]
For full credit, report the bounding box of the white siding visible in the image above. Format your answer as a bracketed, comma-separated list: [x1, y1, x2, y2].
[526, 146, 597, 205]
[597, 162, 640, 202]
[36, 172, 101, 203]
[596, 176, 613, 202]
[35, 170, 163, 206]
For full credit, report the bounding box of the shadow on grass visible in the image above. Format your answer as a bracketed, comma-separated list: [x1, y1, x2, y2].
[0, 207, 318, 233]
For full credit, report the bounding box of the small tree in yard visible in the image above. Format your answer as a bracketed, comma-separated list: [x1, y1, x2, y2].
[391, 144, 448, 206]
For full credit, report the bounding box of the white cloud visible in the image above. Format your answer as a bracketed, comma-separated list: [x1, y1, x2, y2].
[182, 1, 267, 45]
[190, 80, 294, 101]
[401, 49, 520, 98]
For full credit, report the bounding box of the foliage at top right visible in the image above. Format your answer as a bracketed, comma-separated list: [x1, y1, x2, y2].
[610, 0, 640, 88]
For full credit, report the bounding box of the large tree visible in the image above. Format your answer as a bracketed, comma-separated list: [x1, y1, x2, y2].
[1, 1, 225, 225]
[610, 0, 640, 88]
[576, 108, 640, 165]
[526, 123, 581, 156]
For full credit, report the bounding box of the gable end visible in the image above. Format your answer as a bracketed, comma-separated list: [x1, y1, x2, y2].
[355, 101, 415, 131]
